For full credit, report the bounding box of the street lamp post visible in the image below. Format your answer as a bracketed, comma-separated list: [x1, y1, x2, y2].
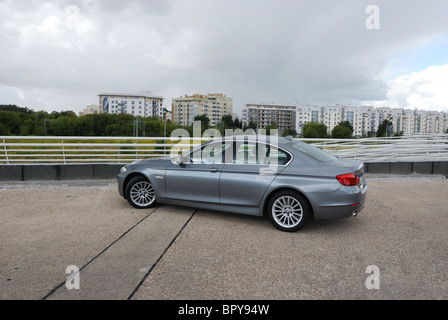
[216, 121, 224, 135]
[163, 108, 172, 155]
[133, 117, 145, 137]
[386, 117, 393, 138]
[43, 119, 52, 134]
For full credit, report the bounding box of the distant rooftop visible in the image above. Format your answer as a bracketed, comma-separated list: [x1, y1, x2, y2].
[245, 102, 296, 108]
[98, 91, 163, 99]
[173, 93, 229, 100]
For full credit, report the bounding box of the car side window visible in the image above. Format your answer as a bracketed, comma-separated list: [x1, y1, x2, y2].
[234, 142, 259, 164]
[265, 145, 291, 165]
[232, 141, 291, 165]
[189, 142, 232, 164]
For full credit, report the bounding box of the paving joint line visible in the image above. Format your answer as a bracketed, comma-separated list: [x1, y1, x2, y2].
[41, 205, 161, 300]
[127, 208, 198, 300]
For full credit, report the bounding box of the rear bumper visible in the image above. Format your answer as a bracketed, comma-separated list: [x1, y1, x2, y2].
[313, 182, 368, 220]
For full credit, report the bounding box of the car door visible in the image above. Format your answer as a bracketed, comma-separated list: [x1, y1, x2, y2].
[219, 139, 291, 207]
[165, 141, 232, 204]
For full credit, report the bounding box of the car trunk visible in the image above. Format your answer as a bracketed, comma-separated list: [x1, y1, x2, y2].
[323, 158, 364, 176]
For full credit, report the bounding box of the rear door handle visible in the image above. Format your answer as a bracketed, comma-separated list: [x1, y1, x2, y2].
[208, 168, 219, 173]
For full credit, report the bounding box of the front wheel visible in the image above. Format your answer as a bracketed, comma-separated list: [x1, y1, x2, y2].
[125, 176, 156, 209]
[267, 190, 310, 232]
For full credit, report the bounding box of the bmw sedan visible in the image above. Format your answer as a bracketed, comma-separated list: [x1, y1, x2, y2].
[117, 135, 367, 232]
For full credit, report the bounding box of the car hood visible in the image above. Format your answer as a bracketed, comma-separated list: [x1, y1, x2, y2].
[127, 158, 172, 170]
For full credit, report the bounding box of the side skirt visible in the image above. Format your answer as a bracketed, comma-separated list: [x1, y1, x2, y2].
[156, 198, 263, 217]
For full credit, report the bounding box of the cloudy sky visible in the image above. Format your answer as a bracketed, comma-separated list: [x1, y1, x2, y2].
[1, 0, 448, 116]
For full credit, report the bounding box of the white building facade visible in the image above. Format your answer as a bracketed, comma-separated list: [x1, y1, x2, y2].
[98, 91, 164, 118]
[296, 105, 448, 136]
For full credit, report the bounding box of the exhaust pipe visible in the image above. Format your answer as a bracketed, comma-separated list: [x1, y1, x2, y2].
[352, 210, 358, 217]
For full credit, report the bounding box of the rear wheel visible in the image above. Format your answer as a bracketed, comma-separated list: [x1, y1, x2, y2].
[125, 176, 156, 209]
[267, 190, 310, 232]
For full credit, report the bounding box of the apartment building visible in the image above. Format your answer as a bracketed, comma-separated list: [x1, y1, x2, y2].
[296, 105, 448, 136]
[242, 103, 296, 134]
[171, 93, 233, 126]
[98, 91, 164, 118]
[79, 104, 101, 116]
[296, 105, 372, 136]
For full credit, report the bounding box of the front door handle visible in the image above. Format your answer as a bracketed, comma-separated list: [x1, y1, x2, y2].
[208, 168, 219, 173]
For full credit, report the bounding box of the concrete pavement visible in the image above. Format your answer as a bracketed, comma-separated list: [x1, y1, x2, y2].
[1, 176, 447, 300]
[0, 184, 195, 300]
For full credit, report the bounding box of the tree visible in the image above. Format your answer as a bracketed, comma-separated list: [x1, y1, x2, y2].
[47, 116, 77, 136]
[193, 114, 210, 131]
[302, 122, 328, 138]
[0, 123, 10, 135]
[221, 114, 235, 129]
[243, 120, 257, 131]
[282, 128, 298, 137]
[331, 125, 352, 139]
[234, 118, 242, 129]
[0, 104, 34, 114]
[0, 111, 22, 135]
[376, 119, 393, 137]
[331, 120, 354, 138]
[19, 118, 35, 135]
[265, 123, 277, 135]
[76, 115, 95, 136]
[91, 113, 115, 136]
[0, 104, 203, 137]
[145, 119, 163, 136]
[338, 121, 353, 134]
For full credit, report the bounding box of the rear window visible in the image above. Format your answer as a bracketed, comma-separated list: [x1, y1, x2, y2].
[288, 140, 337, 162]
[234, 141, 291, 165]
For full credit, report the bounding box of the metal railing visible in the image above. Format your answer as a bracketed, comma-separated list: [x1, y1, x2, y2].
[302, 134, 448, 162]
[1, 134, 448, 164]
[0, 136, 206, 164]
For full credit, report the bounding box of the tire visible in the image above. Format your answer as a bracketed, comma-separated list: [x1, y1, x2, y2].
[125, 175, 157, 209]
[267, 190, 310, 232]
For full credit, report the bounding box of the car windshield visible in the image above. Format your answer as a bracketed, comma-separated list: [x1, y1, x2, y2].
[288, 140, 337, 162]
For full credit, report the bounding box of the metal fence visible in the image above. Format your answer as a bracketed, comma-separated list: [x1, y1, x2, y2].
[1, 134, 448, 164]
[0, 136, 201, 164]
[302, 134, 448, 162]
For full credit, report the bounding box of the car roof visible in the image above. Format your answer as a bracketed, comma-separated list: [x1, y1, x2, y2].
[210, 135, 290, 145]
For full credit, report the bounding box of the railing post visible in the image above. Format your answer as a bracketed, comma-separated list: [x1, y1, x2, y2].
[3, 138, 8, 164]
[62, 138, 66, 164]
[118, 139, 120, 163]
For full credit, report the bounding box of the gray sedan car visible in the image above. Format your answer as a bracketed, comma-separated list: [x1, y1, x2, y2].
[117, 135, 367, 232]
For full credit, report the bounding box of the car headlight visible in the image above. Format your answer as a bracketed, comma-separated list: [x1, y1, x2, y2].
[120, 166, 127, 173]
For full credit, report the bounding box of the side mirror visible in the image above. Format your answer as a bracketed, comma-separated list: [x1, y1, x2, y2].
[171, 155, 183, 165]
[172, 155, 189, 165]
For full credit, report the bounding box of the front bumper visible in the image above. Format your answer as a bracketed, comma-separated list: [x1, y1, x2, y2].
[117, 172, 126, 198]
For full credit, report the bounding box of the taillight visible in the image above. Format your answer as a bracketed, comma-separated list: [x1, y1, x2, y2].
[336, 173, 360, 186]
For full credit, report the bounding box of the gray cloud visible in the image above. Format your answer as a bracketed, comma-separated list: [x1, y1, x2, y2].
[1, 0, 447, 114]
